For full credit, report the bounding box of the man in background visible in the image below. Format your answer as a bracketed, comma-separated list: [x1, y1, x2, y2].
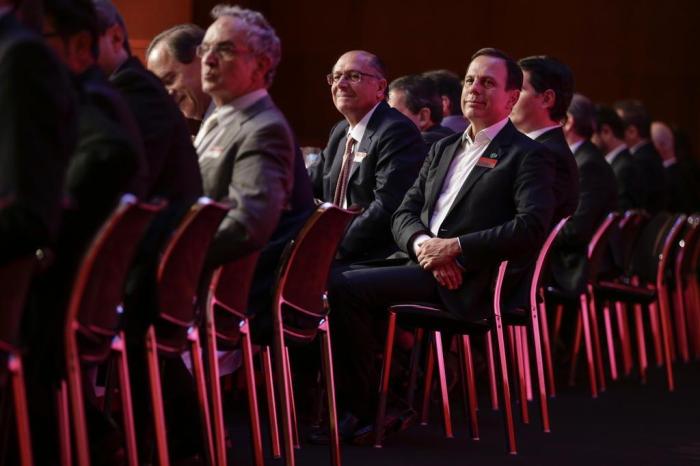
[424, 68, 468, 133]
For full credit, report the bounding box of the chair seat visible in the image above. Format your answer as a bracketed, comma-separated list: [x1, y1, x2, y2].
[544, 285, 580, 303]
[388, 302, 491, 335]
[501, 307, 529, 326]
[594, 280, 656, 304]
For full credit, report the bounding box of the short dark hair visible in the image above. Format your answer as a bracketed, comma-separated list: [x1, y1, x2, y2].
[518, 55, 574, 121]
[423, 69, 462, 116]
[146, 24, 204, 65]
[91, 0, 131, 55]
[470, 47, 522, 91]
[42, 0, 99, 59]
[568, 93, 595, 139]
[389, 74, 443, 124]
[614, 99, 651, 138]
[595, 105, 625, 140]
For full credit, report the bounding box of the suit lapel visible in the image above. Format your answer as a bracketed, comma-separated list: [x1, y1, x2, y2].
[347, 103, 387, 183]
[442, 121, 515, 220]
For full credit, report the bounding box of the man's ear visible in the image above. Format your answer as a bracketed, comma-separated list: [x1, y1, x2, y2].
[541, 89, 556, 111]
[71, 31, 94, 72]
[417, 107, 432, 131]
[441, 95, 450, 116]
[376, 78, 388, 100]
[254, 54, 272, 83]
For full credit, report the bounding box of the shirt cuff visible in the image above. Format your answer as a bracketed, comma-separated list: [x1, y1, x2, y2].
[412, 233, 432, 256]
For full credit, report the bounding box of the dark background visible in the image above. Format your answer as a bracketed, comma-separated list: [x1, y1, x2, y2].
[117, 0, 699, 150]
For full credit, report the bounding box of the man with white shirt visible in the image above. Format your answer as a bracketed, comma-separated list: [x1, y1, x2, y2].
[309, 50, 426, 262]
[196, 4, 313, 308]
[593, 105, 646, 211]
[511, 55, 579, 224]
[326, 48, 555, 441]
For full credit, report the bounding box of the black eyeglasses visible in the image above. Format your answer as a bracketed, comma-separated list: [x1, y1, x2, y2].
[326, 70, 381, 85]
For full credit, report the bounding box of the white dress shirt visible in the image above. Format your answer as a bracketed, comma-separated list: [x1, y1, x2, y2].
[413, 117, 510, 255]
[525, 124, 561, 140]
[628, 140, 646, 154]
[568, 139, 585, 154]
[605, 144, 627, 165]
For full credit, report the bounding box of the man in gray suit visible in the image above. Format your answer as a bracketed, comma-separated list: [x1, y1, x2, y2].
[196, 4, 313, 313]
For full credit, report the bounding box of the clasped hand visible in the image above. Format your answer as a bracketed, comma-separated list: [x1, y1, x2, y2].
[416, 237, 463, 290]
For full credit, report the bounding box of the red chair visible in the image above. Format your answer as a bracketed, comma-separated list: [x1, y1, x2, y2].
[594, 213, 687, 391]
[373, 258, 517, 454]
[671, 214, 700, 361]
[143, 198, 228, 466]
[268, 203, 358, 466]
[204, 251, 263, 466]
[60, 195, 164, 466]
[0, 255, 36, 466]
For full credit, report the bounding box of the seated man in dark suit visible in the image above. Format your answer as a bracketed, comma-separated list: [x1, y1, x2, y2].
[552, 93, 618, 295]
[327, 48, 555, 439]
[423, 69, 468, 133]
[593, 105, 646, 212]
[511, 55, 579, 223]
[614, 99, 667, 215]
[388, 74, 454, 149]
[652, 120, 690, 213]
[146, 23, 214, 134]
[0, 0, 77, 265]
[309, 50, 427, 262]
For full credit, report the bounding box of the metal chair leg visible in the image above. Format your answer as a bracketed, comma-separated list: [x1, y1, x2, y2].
[374, 311, 396, 448]
[420, 338, 435, 425]
[586, 290, 606, 392]
[657, 287, 676, 391]
[261, 347, 281, 458]
[530, 300, 551, 433]
[633, 304, 648, 383]
[513, 328, 529, 424]
[65, 331, 91, 466]
[145, 325, 170, 466]
[648, 301, 664, 367]
[484, 332, 499, 411]
[8, 354, 34, 466]
[240, 320, 264, 466]
[57, 380, 72, 466]
[432, 331, 453, 438]
[405, 328, 424, 409]
[602, 302, 618, 381]
[272, 318, 295, 466]
[615, 302, 634, 375]
[283, 346, 300, 449]
[494, 315, 517, 454]
[537, 301, 556, 398]
[112, 332, 139, 466]
[568, 312, 582, 387]
[319, 317, 341, 466]
[520, 329, 533, 402]
[579, 295, 598, 398]
[672, 282, 690, 362]
[188, 327, 216, 466]
[204, 312, 227, 466]
[458, 335, 479, 440]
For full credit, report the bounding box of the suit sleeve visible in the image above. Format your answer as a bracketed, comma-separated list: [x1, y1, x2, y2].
[339, 120, 427, 258]
[205, 119, 294, 267]
[0, 39, 77, 263]
[457, 146, 555, 268]
[391, 143, 441, 258]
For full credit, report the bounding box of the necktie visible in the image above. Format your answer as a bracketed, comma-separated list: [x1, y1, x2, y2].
[333, 136, 356, 206]
[195, 112, 220, 151]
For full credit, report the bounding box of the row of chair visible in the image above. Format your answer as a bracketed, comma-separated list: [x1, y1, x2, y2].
[3, 199, 700, 465]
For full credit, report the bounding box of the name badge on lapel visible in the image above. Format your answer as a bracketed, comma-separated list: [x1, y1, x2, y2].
[202, 146, 224, 159]
[354, 151, 368, 163]
[476, 155, 498, 168]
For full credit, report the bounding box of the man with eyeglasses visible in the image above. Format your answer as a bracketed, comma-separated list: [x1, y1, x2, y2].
[309, 50, 426, 263]
[196, 4, 313, 322]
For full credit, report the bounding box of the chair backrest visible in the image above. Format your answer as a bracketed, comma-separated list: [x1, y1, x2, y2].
[66, 195, 164, 358]
[0, 256, 35, 353]
[656, 214, 688, 287]
[273, 203, 357, 335]
[208, 251, 260, 345]
[587, 212, 622, 280]
[615, 210, 650, 274]
[531, 217, 569, 305]
[156, 198, 228, 330]
[631, 212, 673, 283]
[676, 214, 700, 279]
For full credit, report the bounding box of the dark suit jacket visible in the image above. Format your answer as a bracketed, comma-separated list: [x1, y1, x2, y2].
[310, 101, 427, 261]
[632, 141, 666, 214]
[535, 127, 579, 223]
[198, 94, 314, 316]
[610, 148, 646, 212]
[0, 13, 77, 264]
[392, 120, 555, 320]
[110, 56, 202, 203]
[422, 124, 455, 149]
[550, 140, 618, 294]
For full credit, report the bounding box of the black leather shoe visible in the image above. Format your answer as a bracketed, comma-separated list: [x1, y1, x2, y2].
[307, 412, 360, 445]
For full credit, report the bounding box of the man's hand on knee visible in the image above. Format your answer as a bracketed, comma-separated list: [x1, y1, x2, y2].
[417, 237, 461, 270]
[431, 261, 463, 290]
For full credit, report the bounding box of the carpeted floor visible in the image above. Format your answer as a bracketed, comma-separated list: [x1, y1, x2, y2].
[226, 361, 700, 466]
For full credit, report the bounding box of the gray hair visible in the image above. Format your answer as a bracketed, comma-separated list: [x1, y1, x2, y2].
[210, 4, 281, 86]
